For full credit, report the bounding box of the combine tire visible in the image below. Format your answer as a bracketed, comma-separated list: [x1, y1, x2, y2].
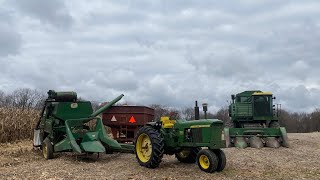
[42, 138, 53, 160]
[196, 149, 218, 173]
[269, 121, 280, 128]
[175, 148, 201, 163]
[134, 126, 164, 168]
[213, 149, 226, 172]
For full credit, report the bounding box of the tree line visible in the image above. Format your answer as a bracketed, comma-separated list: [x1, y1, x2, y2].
[0, 88, 46, 110]
[0, 88, 319, 133]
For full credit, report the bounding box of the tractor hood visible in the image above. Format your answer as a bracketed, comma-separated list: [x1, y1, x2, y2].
[174, 119, 223, 129]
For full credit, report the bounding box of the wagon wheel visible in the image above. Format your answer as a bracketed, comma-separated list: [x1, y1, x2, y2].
[42, 138, 54, 160]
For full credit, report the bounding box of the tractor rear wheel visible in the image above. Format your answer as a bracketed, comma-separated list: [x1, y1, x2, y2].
[175, 147, 201, 163]
[213, 149, 226, 172]
[196, 149, 218, 173]
[134, 126, 164, 168]
[42, 138, 53, 160]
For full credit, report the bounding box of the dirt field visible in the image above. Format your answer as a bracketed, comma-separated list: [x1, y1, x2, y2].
[0, 133, 319, 180]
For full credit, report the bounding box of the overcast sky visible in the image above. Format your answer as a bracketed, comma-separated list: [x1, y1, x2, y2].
[0, 0, 319, 113]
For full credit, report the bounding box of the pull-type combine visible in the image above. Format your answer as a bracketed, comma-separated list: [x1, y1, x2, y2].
[224, 91, 289, 148]
[33, 90, 133, 159]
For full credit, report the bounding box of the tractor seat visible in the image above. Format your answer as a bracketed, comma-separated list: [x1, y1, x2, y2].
[160, 116, 176, 128]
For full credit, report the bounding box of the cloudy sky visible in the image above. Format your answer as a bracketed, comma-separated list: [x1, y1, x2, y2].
[0, 0, 320, 113]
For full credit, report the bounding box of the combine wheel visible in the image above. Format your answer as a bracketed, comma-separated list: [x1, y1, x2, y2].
[213, 149, 226, 172]
[134, 126, 164, 168]
[42, 138, 53, 160]
[269, 121, 280, 128]
[175, 147, 201, 163]
[196, 149, 218, 173]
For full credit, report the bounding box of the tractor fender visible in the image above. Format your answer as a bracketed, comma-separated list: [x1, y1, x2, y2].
[145, 122, 162, 130]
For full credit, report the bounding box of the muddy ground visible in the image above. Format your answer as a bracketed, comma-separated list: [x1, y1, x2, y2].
[0, 133, 319, 180]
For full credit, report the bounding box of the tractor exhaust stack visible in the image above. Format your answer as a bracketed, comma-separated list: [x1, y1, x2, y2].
[195, 101, 200, 120]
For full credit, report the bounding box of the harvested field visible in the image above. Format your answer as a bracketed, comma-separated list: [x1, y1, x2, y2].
[0, 133, 319, 180]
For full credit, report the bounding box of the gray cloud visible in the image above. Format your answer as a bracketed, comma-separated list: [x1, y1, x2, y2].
[0, 7, 21, 57]
[0, 24, 21, 57]
[0, 0, 320, 113]
[11, 0, 73, 28]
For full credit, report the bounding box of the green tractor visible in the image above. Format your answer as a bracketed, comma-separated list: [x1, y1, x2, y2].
[134, 106, 226, 173]
[33, 90, 133, 159]
[224, 91, 289, 148]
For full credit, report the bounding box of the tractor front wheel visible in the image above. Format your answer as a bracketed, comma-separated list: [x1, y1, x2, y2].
[196, 149, 218, 173]
[42, 138, 53, 160]
[134, 126, 164, 168]
[213, 149, 226, 172]
[175, 147, 201, 163]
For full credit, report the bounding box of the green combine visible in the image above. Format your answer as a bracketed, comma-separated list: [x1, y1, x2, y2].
[33, 90, 133, 159]
[224, 91, 289, 148]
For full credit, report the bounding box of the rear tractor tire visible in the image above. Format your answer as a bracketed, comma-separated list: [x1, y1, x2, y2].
[196, 149, 219, 173]
[175, 147, 201, 163]
[134, 126, 164, 168]
[42, 138, 53, 160]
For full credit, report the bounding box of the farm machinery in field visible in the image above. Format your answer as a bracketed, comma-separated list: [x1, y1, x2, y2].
[224, 91, 289, 148]
[134, 106, 226, 173]
[33, 90, 133, 159]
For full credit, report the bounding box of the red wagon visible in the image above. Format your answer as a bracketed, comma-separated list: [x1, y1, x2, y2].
[102, 106, 154, 143]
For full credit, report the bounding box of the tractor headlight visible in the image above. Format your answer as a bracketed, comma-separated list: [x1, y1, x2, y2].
[221, 132, 224, 140]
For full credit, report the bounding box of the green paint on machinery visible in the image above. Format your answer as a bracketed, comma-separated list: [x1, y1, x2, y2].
[224, 90, 289, 148]
[134, 113, 227, 173]
[33, 90, 133, 159]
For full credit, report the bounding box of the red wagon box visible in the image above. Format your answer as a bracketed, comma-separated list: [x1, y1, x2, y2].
[102, 106, 154, 143]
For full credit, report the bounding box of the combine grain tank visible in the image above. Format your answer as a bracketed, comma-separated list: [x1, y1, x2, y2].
[102, 106, 154, 142]
[224, 91, 289, 148]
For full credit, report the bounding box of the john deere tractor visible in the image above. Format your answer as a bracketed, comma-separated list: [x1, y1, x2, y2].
[224, 91, 289, 148]
[134, 114, 226, 173]
[33, 90, 133, 159]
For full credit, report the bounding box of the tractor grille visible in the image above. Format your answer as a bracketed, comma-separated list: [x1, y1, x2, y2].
[192, 128, 202, 143]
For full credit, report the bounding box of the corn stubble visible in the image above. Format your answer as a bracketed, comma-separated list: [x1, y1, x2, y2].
[0, 107, 39, 143]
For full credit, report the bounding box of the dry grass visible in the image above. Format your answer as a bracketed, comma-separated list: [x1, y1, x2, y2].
[0, 108, 39, 143]
[0, 133, 319, 179]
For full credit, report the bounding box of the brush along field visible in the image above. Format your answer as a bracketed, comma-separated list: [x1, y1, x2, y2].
[0, 133, 319, 180]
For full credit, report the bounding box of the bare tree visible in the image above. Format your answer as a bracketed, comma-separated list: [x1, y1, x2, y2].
[12, 88, 46, 110]
[311, 109, 320, 132]
[149, 104, 181, 121]
[0, 90, 5, 107]
[181, 107, 195, 120]
[0, 88, 46, 110]
[215, 106, 232, 127]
